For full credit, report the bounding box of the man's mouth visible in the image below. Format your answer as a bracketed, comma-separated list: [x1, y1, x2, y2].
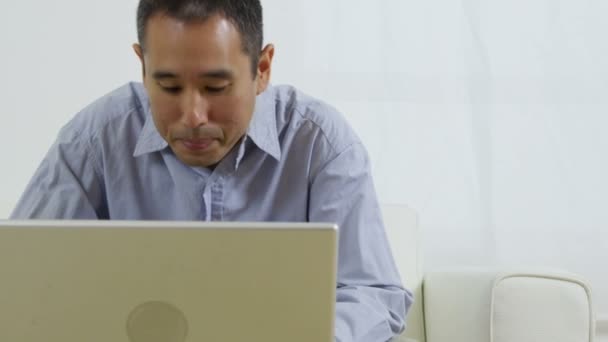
[180, 138, 214, 151]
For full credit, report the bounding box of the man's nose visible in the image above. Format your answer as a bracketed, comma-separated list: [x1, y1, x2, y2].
[180, 90, 209, 128]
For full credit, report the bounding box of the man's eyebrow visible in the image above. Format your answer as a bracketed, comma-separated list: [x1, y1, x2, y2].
[151, 69, 235, 80]
[200, 69, 234, 79]
[152, 71, 177, 79]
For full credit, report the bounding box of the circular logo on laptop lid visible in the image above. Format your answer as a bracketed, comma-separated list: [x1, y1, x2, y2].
[126, 301, 188, 342]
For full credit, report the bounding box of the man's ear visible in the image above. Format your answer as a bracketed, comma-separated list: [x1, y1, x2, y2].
[132, 43, 146, 79]
[256, 44, 275, 95]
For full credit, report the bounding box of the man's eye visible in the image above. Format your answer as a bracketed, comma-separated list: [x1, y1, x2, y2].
[161, 86, 181, 94]
[206, 86, 228, 94]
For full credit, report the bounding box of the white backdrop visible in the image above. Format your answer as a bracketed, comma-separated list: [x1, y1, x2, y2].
[2, 0, 607, 322]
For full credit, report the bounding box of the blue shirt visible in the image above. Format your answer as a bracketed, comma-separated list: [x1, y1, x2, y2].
[12, 82, 413, 342]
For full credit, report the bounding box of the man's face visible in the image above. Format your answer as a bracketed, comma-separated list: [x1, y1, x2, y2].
[134, 14, 273, 167]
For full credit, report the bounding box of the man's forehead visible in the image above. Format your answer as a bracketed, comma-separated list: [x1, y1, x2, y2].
[144, 13, 240, 47]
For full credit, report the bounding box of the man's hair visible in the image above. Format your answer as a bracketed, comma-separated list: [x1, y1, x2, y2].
[136, 0, 264, 75]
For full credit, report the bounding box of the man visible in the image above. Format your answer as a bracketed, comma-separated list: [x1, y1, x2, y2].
[12, 0, 413, 341]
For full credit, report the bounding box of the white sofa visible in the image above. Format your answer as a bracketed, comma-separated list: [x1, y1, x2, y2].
[381, 204, 595, 342]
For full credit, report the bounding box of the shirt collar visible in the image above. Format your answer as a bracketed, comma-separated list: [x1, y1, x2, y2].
[133, 104, 168, 157]
[246, 87, 281, 161]
[133, 87, 281, 162]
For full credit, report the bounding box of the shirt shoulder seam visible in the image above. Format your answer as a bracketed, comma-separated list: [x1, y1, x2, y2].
[291, 103, 353, 157]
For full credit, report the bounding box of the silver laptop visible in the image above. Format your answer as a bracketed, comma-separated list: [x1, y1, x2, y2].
[0, 220, 338, 342]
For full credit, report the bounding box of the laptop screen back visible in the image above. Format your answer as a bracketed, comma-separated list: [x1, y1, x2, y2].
[0, 220, 337, 342]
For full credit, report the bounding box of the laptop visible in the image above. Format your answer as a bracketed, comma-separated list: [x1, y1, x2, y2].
[0, 220, 338, 342]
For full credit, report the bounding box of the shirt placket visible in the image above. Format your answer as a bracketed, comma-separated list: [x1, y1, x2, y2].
[201, 176, 225, 221]
[210, 177, 224, 221]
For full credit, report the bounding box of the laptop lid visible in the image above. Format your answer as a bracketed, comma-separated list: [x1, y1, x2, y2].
[0, 220, 338, 342]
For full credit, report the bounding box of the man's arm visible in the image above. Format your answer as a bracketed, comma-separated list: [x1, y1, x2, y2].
[309, 142, 414, 342]
[11, 132, 106, 219]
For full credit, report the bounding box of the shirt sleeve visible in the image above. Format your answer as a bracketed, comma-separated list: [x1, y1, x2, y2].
[10, 132, 107, 219]
[309, 142, 414, 342]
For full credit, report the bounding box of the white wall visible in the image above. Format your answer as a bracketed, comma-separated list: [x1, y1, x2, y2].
[2, 0, 607, 320]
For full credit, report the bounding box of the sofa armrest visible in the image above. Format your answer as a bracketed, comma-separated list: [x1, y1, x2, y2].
[423, 268, 594, 342]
